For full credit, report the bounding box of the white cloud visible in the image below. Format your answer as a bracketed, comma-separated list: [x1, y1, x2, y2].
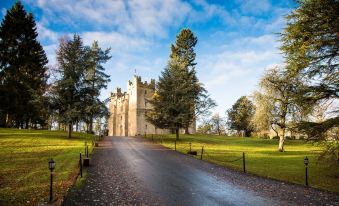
[36, 22, 59, 43]
[25, 0, 192, 38]
[43, 43, 58, 65]
[190, 0, 235, 25]
[196, 34, 282, 114]
[82, 31, 151, 53]
[1, 8, 6, 16]
[239, 0, 271, 15]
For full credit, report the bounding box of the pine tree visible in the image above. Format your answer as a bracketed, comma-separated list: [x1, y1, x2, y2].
[82, 41, 111, 133]
[54, 35, 87, 138]
[0, 1, 48, 128]
[147, 28, 206, 140]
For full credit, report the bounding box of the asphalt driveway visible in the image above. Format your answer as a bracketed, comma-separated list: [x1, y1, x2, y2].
[63, 136, 339, 206]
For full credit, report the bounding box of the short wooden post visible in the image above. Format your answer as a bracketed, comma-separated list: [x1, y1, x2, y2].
[79, 153, 82, 177]
[189, 142, 192, 153]
[201, 146, 204, 160]
[243, 152, 246, 173]
[83, 147, 90, 167]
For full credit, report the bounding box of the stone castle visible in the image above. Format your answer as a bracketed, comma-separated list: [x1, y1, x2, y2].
[108, 76, 196, 136]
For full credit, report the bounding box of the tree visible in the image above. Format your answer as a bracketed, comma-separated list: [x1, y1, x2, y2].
[195, 93, 217, 121]
[82, 41, 111, 133]
[253, 66, 304, 151]
[210, 113, 225, 135]
[147, 29, 206, 140]
[170, 28, 202, 134]
[227, 96, 255, 137]
[54, 35, 88, 138]
[197, 121, 213, 134]
[0, 1, 48, 128]
[280, 0, 339, 139]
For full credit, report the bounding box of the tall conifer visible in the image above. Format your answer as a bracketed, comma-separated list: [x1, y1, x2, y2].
[147, 28, 205, 140]
[55, 35, 87, 138]
[0, 1, 48, 128]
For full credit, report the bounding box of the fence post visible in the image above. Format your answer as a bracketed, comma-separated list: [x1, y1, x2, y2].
[243, 152, 246, 173]
[175, 140, 176, 151]
[201, 146, 204, 160]
[84, 142, 87, 157]
[189, 142, 192, 153]
[79, 153, 82, 177]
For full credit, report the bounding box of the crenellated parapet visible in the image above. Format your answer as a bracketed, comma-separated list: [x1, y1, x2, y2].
[135, 75, 156, 90]
[110, 87, 128, 100]
[108, 75, 195, 136]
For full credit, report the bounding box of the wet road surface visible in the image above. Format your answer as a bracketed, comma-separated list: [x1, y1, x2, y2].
[63, 136, 339, 206]
[112, 136, 277, 206]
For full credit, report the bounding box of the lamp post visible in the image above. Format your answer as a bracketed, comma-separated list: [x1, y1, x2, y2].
[48, 159, 55, 202]
[304, 156, 309, 186]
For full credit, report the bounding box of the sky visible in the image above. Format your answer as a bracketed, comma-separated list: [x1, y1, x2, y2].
[0, 0, 296, 117]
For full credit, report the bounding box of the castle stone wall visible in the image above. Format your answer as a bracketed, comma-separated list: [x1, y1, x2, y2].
[108, 75, 196, 136]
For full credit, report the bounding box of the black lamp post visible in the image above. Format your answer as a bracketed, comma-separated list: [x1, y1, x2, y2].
[304, 156, 309, 186]
[48, 158, 55, 202]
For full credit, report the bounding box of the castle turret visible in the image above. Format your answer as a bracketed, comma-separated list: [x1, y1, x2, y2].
[108, 75, 195, 136]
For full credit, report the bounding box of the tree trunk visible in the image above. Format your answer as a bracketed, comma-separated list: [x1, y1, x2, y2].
[175, 128, 179, 140]
[278, 128, 285, 152]
[68, 123, 72, 138]
[24, 117, 29, 129]
[184, 127, 190, 134]
[278, 136, 285, 152]
[245, 130, 251, 137]
[89, 117, 93, 133]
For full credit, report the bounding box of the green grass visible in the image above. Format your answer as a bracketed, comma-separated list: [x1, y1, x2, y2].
[145, 134, 339, 193]
[0, 128, 94, 205]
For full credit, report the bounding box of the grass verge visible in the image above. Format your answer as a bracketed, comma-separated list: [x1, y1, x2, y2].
[145, 134, 339, 193]
[0, 128, 94, 205]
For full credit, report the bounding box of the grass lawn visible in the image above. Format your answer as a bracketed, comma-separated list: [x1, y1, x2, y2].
[145, 134, 339, 193]
[0, 128, 94, 205]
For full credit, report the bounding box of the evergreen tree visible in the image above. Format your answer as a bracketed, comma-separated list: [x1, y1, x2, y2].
[280, 0, 339, 139]
[54, 35, 87, 138]
[0, 1, 48, 128]
[82, 41, 111, 133]
[170, 29, 200, 134]
[147, 29, 205, 140]
[227, 96, 255, 137]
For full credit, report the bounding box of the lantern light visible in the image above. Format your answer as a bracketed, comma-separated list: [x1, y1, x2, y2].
[304, 156, 309, 167]
[49, 159, 55, 172]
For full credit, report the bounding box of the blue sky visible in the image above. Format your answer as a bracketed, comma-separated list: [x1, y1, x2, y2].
[1, 0, 296, 117]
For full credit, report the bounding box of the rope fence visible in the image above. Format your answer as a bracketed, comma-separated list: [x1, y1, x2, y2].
[144, 134, 247, 173]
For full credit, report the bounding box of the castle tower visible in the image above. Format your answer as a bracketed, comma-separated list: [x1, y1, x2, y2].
[108, 75, 196, 136]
